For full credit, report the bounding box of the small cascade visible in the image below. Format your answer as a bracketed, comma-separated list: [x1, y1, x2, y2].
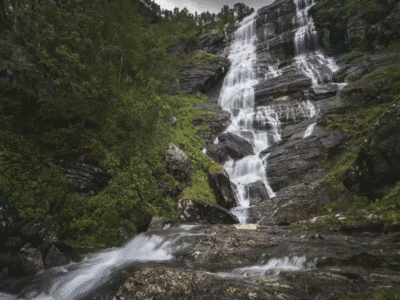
[293, 0, 339, 85]
[212, 256, 316, 279]
[1, 226, 205, 300]
[303, 122, 317, 138]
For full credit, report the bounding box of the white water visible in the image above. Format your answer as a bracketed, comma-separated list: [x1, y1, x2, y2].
[211, 255, 316, 279]
[303, 122, 317, 138]
[218, 9, 323, 224]
[293, 0, 339, 85]
[219, 12, 279, 224]
[1, 226, 204, 300]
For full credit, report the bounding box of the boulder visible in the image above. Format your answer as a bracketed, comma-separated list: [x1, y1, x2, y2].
[177, 200, 239, 225]
[15, 243, 44, 276]
[165, 144, 193, 182]
[245, 181, 270, 206]
[207, 133, 254, 164]
[147, 216, 164, 232]
[207, 166, 238, 209]
[44, 245, 70, 268]
[344, 102, 400, 198]
[48, 154, 111, 196]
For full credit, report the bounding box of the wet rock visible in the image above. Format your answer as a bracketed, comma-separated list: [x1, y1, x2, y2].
[177, 200, 239, 225]
[148, 216, 164, 232]
[15, 243, 44, 276]
[208, 166, 238, 209]
[254, 183, 331, 226]
[44, 245, 70, 268]
[207, 133, 254, 164]
[254, 68, 312, 106]
[165, 144, 193, 182]
[344, 102, 400, 199]
[245, 181, 269, 206]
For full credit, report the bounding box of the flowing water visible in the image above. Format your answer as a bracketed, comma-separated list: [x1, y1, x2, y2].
[1, 3, 346, 299]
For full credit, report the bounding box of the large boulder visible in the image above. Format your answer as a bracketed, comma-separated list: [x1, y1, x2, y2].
[207, 133, 254, 164]
[15, 243, 44, 276]
[44, 245, 70, 268]
[245, 181, 270, 206]
[177, 200, 239, 225]
[344, 102, 400, 198]
[207, 166, 238, 209]
[165, 144, 193, 182]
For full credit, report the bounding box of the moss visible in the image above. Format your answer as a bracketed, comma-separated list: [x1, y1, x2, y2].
[161, 174, 180, 187]
[181, 50, 226, 71]
[208, 162, 223, 173]
[386, 41, 400, 53]
[342, 288, 400, 300]
[180, 170, 216, 203]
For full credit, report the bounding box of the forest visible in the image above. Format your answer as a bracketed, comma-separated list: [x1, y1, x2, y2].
[0, 0, 254, 247]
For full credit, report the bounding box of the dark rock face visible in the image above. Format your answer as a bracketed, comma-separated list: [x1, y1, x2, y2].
[200, 32, 225, 55]
[245, 181, 269, 206]
[179, 54, 231, 94]
[254, 68, 312, 106]
[252, 183, 331, 226]
[165, 144, 193, 182]
[267, 118, 351, 192]
[207, 133, 254, 164]
[208, 167, 238, 209]
[177, 200, 239, 224]
[192, 104, 231, 145]
[44, 245, 70, 268]
[49, 154, 111, 196]
[344, 102, 400, 199]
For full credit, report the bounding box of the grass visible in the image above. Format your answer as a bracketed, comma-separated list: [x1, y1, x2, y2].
[181, 50, 227, 70]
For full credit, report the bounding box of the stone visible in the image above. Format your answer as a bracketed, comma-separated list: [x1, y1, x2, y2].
[207, 166, 238, 209]
[207, 133, 254, 164]
[15, 243, 44, 276]
[148, 216, 164, 232]
[245, 181, 270, 206]
[344, 102, 400, 199]
[48, 154, 111, 195]
[177, 200, 239, 225]
[44, 245, 70, 268]
[165, 144, 193, 182]
[178, 54, 231, 94]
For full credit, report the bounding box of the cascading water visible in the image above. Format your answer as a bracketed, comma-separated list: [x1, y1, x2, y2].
[218, 12, 280, 224]
[0, 226, 206, 300]
[218, 2, 342, 223]
[293, 0, 339, 86]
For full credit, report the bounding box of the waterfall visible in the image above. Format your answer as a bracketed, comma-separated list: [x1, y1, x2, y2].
[293, 0, 339, 85]
[219, 12, 279, 224]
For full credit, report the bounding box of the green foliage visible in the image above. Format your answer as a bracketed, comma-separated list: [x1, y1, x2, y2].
[181, 50, 227, 71]
[0, 131, 69, 218]
[180, 170, 216, 203]
[343, 288, 400, 300]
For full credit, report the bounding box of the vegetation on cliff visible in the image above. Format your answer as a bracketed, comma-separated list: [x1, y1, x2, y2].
[0, 0, 253, 247]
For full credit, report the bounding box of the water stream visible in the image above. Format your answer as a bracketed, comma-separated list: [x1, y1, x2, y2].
[1, 3, 346, 299]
